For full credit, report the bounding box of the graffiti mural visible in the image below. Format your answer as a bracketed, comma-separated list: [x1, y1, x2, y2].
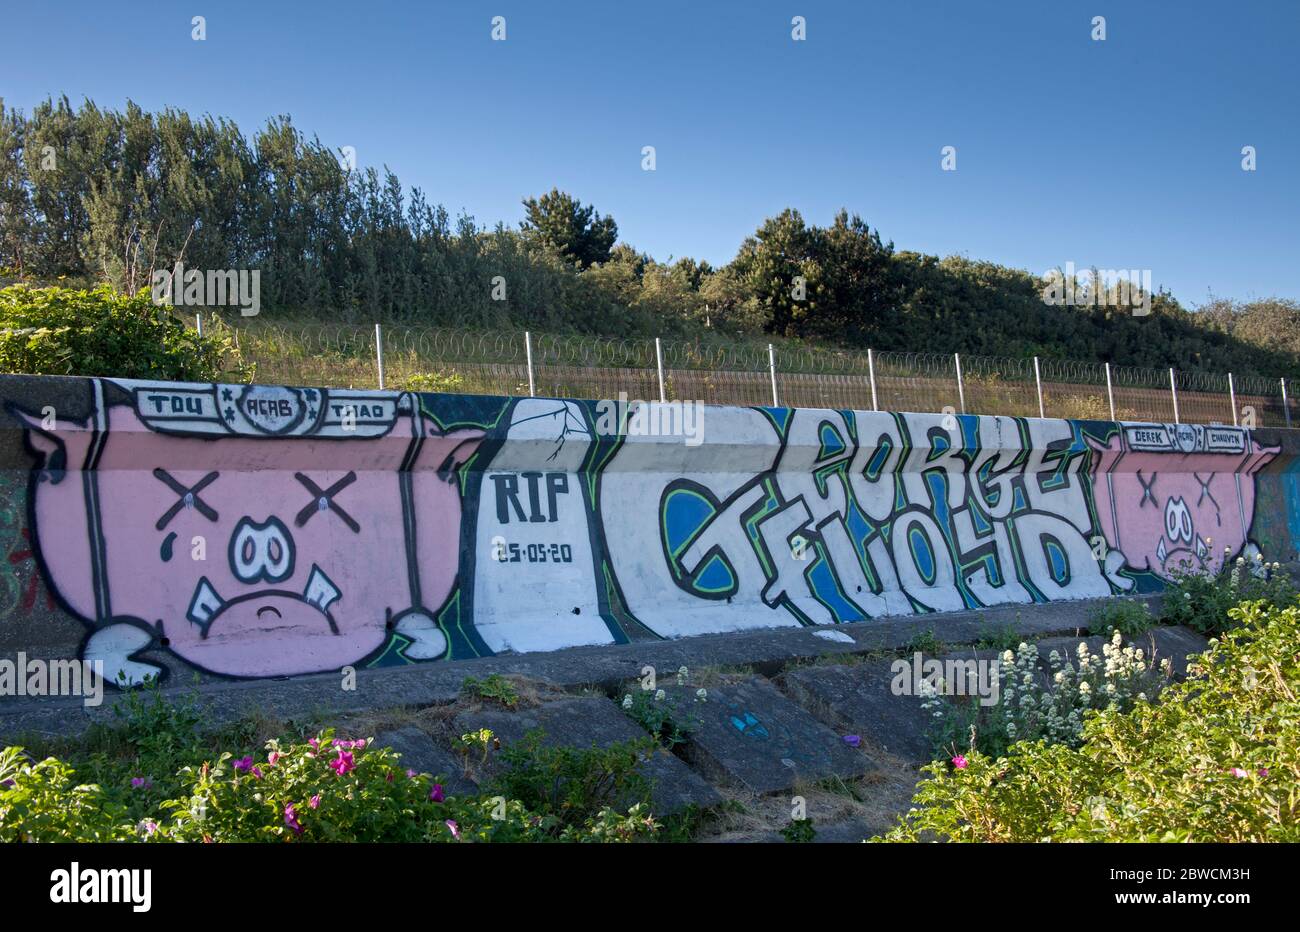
[8, 379, 484, 682]
[1088, 423, 1277, 577]
[0, 377, 1291, 687]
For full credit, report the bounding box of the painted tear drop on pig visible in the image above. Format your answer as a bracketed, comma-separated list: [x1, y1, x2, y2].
[10, 379, 482, 684]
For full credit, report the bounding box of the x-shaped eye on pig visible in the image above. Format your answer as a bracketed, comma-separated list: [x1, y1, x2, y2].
[293, 471, 360, 533]
[153, 469, 220, 529]
[1137, 470, 1157, 508]
[1193, 471, 1221, 519]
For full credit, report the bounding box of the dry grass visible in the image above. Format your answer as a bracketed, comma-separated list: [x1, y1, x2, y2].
[695, 764, 924, 843]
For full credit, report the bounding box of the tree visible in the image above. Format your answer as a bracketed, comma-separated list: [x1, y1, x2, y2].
[521, 188, 617, 268]
[0, 100, 34, 276]
[811, 210, 896, 343]
[729, 208, 821, 337]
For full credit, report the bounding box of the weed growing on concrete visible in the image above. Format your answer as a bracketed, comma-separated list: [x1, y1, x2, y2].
[487, 729, 657, 831]
[974, 620, 1022, 652]
[780, 816, 817, 843]
[1088, 597, 1155, 637]
[904, 628, 944, 655]
[620, 680, 703, 749]
[461, 674, 521, 709]
[452, 728, 499, 776]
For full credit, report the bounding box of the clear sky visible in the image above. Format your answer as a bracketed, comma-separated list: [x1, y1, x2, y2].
[3, 0, 1297, 306]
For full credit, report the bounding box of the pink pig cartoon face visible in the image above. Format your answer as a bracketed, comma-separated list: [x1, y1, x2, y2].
[15, 380, 482, 683]
[1089, 423, 1277, 579]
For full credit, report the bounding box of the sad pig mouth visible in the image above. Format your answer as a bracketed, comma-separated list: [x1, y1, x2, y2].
[185, 565, 343, 637]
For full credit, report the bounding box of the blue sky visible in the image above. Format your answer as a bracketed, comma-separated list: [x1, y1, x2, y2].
[3, 0, 1297, 306]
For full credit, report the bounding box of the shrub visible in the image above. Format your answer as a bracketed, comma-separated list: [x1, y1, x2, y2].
[0, 283, 246, 381]
[1161, 550, 1295, 635]
[923, 633, 1174, 759]
[487, 729, 658, 832]
[0, 748, 134, 842]
[157, 729, 660, 843]
[1, 711, 663, 842]
[156, 732, 448, 842]
[1089, 597, 1155, 636]
[883, 600, 1300, 842]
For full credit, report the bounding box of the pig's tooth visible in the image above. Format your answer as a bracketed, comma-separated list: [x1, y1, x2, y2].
[186, 577, 225, 628]
[303, 564, 341, 611]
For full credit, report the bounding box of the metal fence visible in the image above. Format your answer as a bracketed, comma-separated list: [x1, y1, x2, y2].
[198, 315, 1299, 428]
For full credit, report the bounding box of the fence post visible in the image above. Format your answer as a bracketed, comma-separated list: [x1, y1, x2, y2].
[954, 353, 966, 414]
[1169, 368, 1180, 424]
[1228, 372, 1238, 426]
[195, 312, 203, 338]
[1104, 362, 1116, 422]
[524, 331, 536, 398]
[1033, 356, 1045, 419]
[768, 344, 779, 407]
[868, 348, 878, 412]
[374, 323, 385, 389]
[1283, 378, 1292, 429]
[654, 337, 666, 403]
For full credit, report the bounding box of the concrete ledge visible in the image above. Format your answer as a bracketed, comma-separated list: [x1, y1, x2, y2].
[0, 593, 1163, 740]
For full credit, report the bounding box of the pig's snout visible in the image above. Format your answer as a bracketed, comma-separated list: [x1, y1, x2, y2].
[229, 517, 295, 583]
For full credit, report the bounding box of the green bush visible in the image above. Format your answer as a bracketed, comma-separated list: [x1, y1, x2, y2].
[1, 719, 662, 843]
[882, 599, 1300, 842]
[487, 729, 659, 834]
[1089, 597, 1155, 637]
[0, 748, 134, 842]
[0, 283, 246, 381]
[1161, 551, 1296, 635]
[461, 674, 521, 709]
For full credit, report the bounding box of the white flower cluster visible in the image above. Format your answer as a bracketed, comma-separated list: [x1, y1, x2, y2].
[925, 631, 1175, 753]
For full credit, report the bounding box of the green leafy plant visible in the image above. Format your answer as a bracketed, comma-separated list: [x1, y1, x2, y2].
[620, 685, 703, 749]
[461, 674, 521, 709]
[0, 748, 134, 842]
[158, 732, 441, 842]
[453, 727, 499, 775]
[882, 599, 1300, 842]
[487, 729, 657, 833]
[1089, 597, 1155, 637]
[18, 676, 217, 825]
[1, 699, 662, 842]
[1160, 550, 1296, 635]
[0, 284, 247, 381]
[904, 628, 943, 655]
[974, 619, 1022, 651]
[780, 817, 817, 843]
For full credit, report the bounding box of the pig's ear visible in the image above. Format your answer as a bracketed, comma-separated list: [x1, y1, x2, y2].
[4, 402, 93, 481]
[431, 425, 485, 474]
[1085, 431, 1123, 468]
[1244, 439, 1280, 476]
